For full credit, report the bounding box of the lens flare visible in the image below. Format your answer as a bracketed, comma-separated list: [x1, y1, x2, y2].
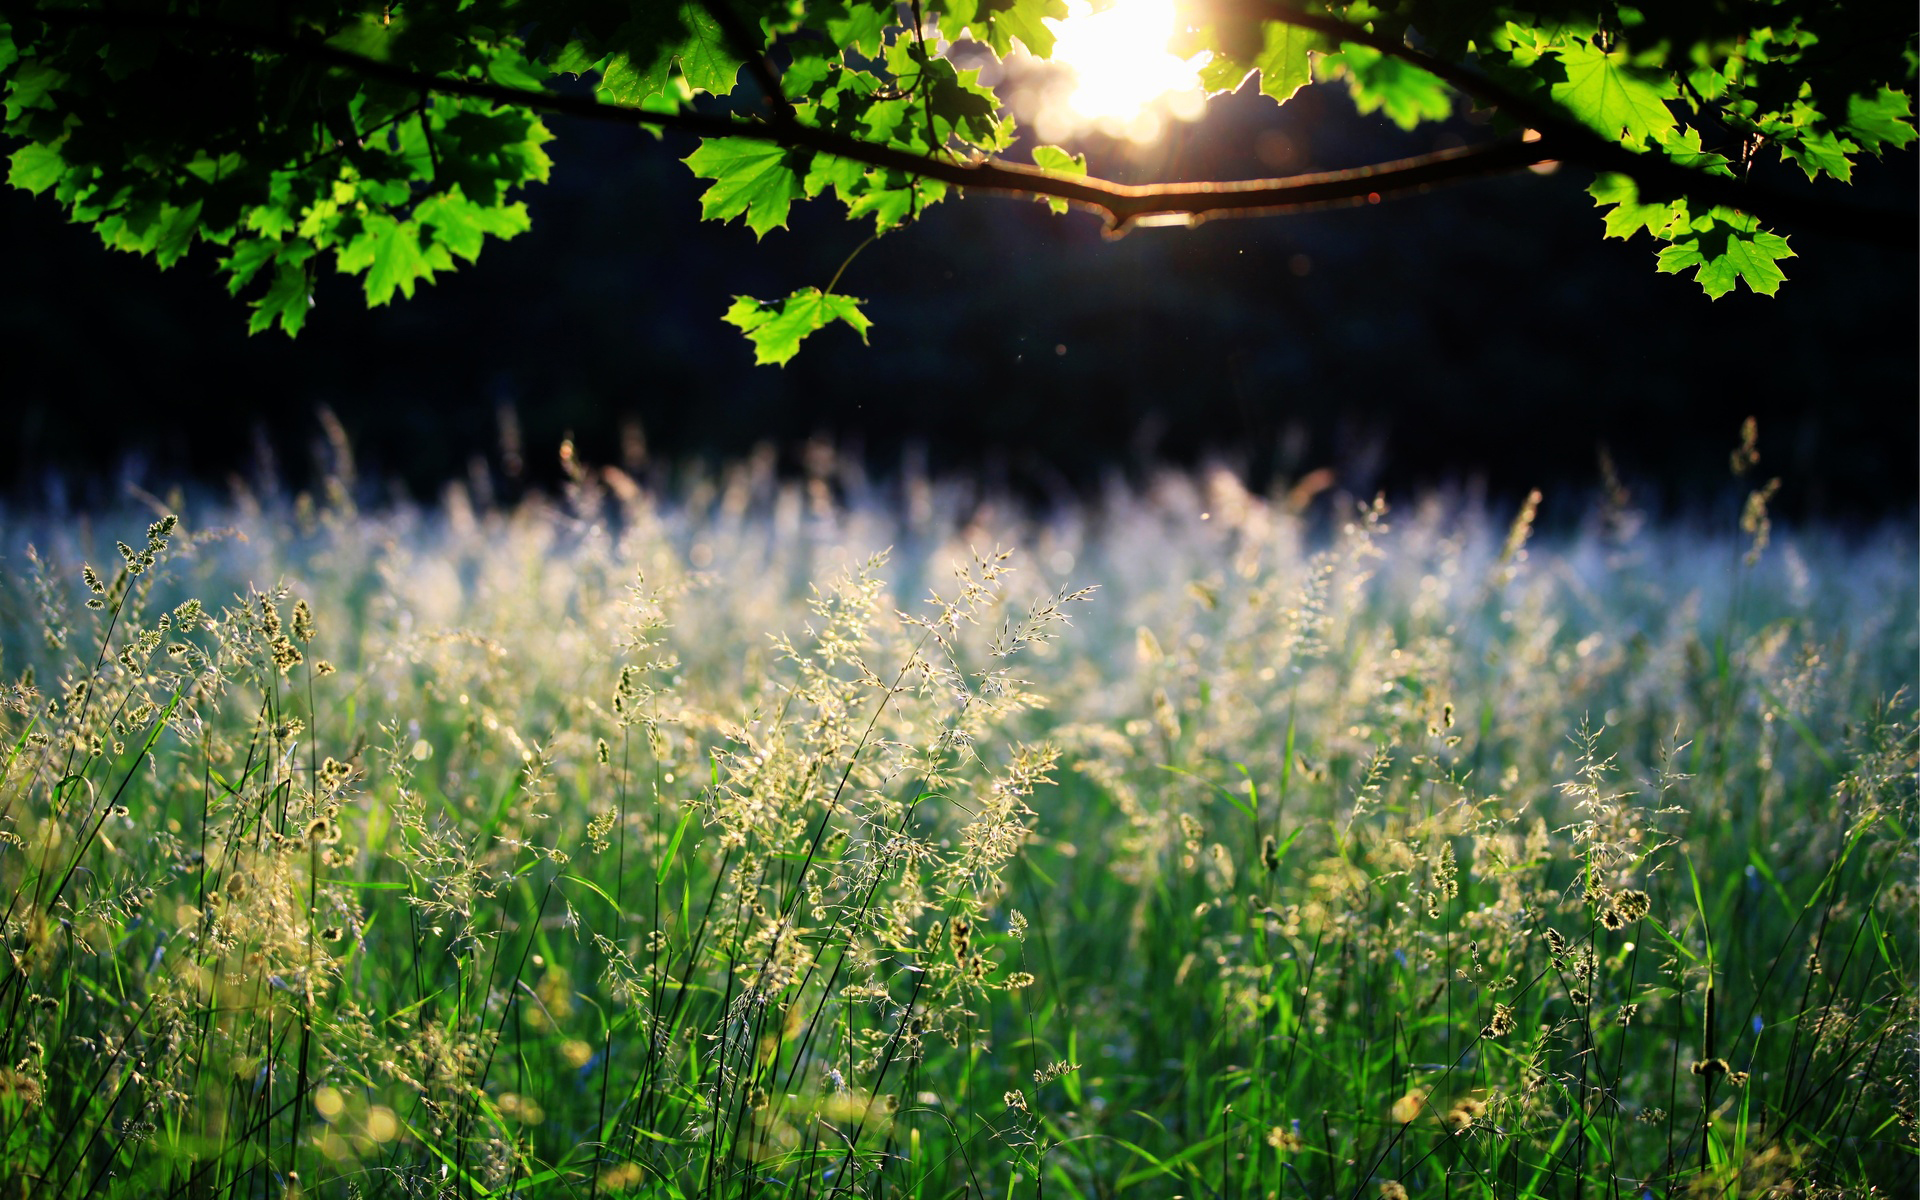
[1043, 0, 1209, 142]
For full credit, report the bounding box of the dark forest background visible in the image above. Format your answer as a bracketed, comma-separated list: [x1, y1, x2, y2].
[5, 78, 1915, 519]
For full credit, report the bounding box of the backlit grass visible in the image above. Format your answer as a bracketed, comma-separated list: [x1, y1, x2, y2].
[0, 459, 1912, 1199]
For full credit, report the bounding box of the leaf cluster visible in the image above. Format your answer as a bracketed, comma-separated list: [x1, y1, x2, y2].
[1, 0, 1912, 359]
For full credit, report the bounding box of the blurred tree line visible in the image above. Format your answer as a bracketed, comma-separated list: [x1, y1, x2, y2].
[5, 83, 1913, 518]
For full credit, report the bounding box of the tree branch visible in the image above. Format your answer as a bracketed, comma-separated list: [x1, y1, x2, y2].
[1244, 2, 1918, 247]
[13, 5, 1914, 247]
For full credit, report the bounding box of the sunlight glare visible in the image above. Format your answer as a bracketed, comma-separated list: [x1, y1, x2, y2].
[1044, 0, 1209, 143]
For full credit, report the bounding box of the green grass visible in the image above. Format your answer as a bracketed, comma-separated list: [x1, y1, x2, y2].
[0, 465, 1911, 1200]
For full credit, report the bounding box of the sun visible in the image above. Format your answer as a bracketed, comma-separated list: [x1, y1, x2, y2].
[1041, 0, 1210, 142]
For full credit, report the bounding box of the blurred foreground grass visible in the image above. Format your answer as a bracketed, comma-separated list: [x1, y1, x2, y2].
[0, 460, 1912, 1199]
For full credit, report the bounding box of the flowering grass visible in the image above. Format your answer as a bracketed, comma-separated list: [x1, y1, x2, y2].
[0, 455, 1912, 1200]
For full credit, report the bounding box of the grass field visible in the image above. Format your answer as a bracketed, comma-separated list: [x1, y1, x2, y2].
[0, 460, 1912, 1199]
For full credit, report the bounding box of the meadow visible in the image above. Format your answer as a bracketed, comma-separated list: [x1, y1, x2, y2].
[0, 451, 1912, 1200]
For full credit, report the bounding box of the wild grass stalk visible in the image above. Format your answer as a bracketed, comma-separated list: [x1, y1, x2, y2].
[0, 455, 1909, 1199]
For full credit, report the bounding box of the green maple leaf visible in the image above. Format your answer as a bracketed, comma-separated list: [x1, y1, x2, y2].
[936, 0, 976, 40]
[854, 95, 914, 145]
[1197, 54, 1254, 96]
[781, 44, 837, 102]
[221, 237, 280, 296]
[941, 0, 1068, 60]
[4, 58, 64, 120]
[811, 1, 891, 59]
[1193, 18, 1318, 101]
[371, 220, 454, 304]
[601, 5, 742, 104]
[433, 104, 554, 206]
[416, 189, 532, 262]
[1496, 20, 1558, 70]
[550, 39, 604, 78]
[248, 261, 313, 336]
[1256, 21, 1319, 104]
[1657, 127, 1733, 177]
[844, 172, 947, 232]
[930, 60, 1006, 149]
[802, 153, 868, 201]
[96, 198, 204, 268]
[802, 145, 949, 231]
[599, 48, 668, 104]
[243, 175, 300, 240]
[1655, 208, 1793, 299]
[684, 138, 805, 238]
[845, 182, 926, 231]
[1550, 41, 1676, 147]
[884, 41, 1004, 150]
[324, 13, 406, 62]
[485, 47, 548, 92]
[670, 4, 744, 96]
[337, 213, 453, 306]
[1686, 63, 1728, 102]
[990, 0, 1063, 59]
[1844, 87, 1917, 154]
[1588, 173, 1678, 240]
[8, 140, 63, 194]
[1031, 144, 1086, 214]
[723, 288, 872, 365]
[1322, 43, 1450, 131]
[1779, 128, 1858, 183]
